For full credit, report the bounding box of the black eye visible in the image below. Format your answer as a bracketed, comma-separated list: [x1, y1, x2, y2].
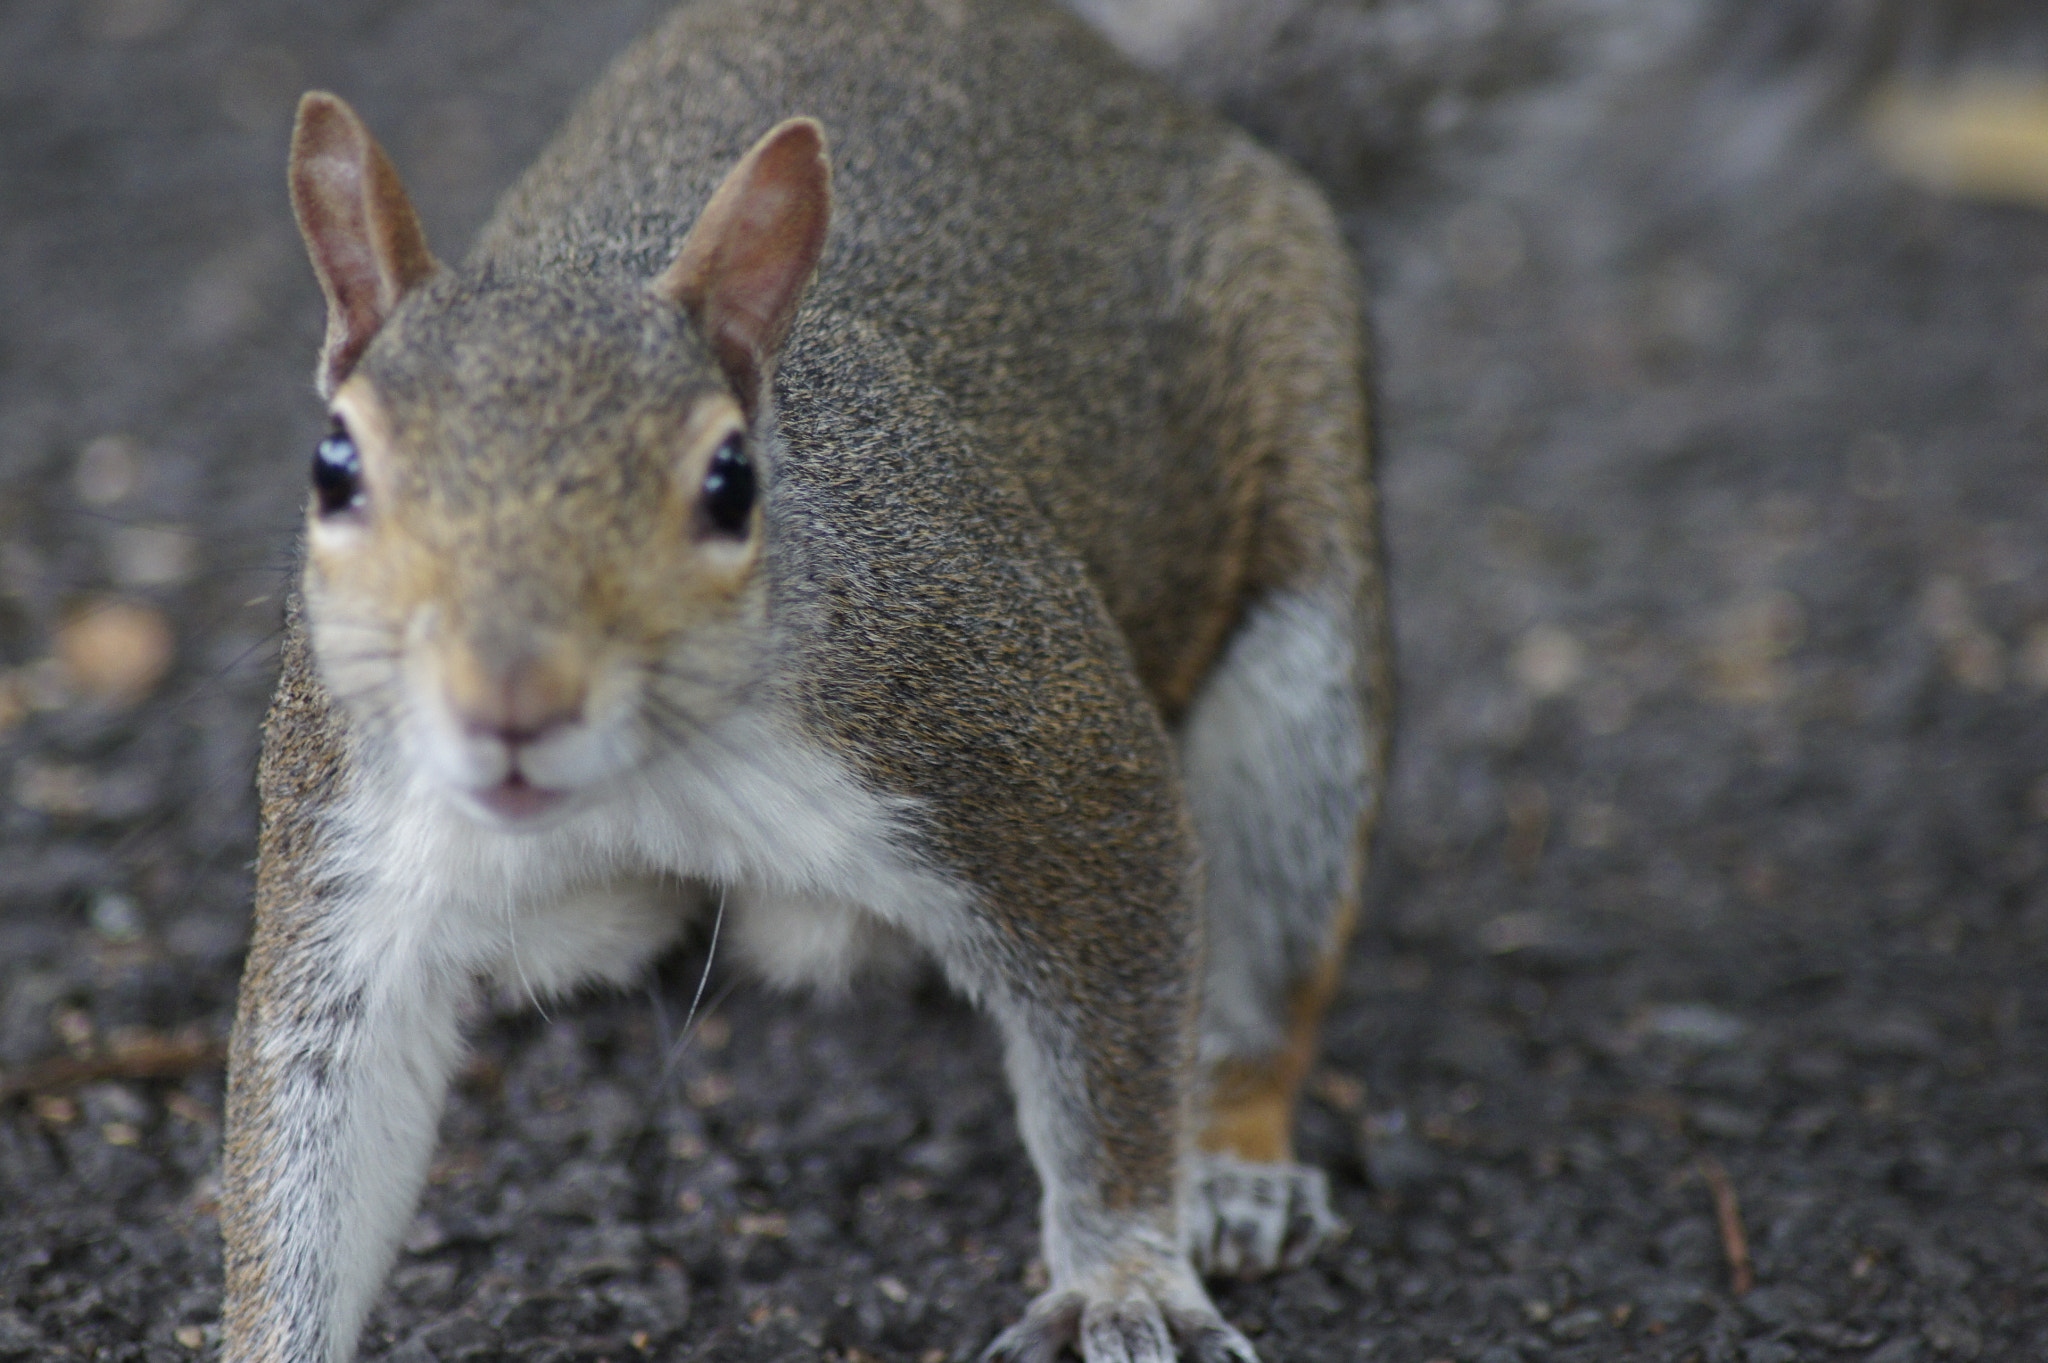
[313, 416, 364, 517]
[700, 431, 755, 536]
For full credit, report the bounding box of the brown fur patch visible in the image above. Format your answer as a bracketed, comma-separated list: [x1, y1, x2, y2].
[1197, 889, 1361, 1163]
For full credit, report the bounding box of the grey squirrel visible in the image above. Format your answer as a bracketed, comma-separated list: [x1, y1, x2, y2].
[221, 0, 1390, 1359]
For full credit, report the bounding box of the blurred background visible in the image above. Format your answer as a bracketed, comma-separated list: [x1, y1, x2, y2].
[4, 0, 2048, 1359]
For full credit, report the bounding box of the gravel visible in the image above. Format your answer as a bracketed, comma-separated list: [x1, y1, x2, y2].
[6, 0, 2048, 1359]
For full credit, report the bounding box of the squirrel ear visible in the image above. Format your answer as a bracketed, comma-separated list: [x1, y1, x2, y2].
[290, 92, 438, 399]
[654, 117, 831, 418]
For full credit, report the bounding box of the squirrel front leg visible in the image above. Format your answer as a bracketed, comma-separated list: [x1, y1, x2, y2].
[222, 869, 474, 1363]
[965, 884, 1258, 1363]
[220, 641, 472, 1363]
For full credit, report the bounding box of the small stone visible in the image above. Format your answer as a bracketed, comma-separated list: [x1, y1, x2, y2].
[1311, 1070, 1366, 1113]
[88, 890, 144, 943]
[1945, 629, 2005, 691]
[401, 1214, 448, 1255]
[1514, 624, 1584, 698]
[54, 1008, 94, 1050]
[419, 1311, 492, 1358]
[0, 673, 24, 734]
[1475, 910, 1612, 966]
[1920, 578, 2004, 690]
[1801, 1323, 1880, 1350]
[173, 1325, 205, 1349]
[382, 1337, 435, 1363]
[0, 971, 65, 1066]
[74, 434, 139, 506]
[687, 1071, 733, 1106]
[82, 1082, 150, 1126]
[33, 1095, 77, 1125]
[13, 761, 93, 817]
[165, 1092, 213, 1126]
[1703, 592, 1804, 705]
[1641, 1003, 1747, 1049]
[561, 1223, 646, 1281]
[0, 1309, 46, 1351]
[1550, 1306, 1605, 1341]
[530, 1158, 633, 1219]
[56, 599, 174, 703]
[109, 525, 197, 588]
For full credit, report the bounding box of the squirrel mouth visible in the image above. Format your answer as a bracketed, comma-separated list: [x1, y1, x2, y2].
[469, 770, 567, 824]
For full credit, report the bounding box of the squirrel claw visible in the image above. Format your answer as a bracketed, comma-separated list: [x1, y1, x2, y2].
[982, 1291, 1083, 1363]
[1186, 1153, 1344, 1279]
[1170, 1314, 1262, 1363]
[983, 1290, 1262, 1363]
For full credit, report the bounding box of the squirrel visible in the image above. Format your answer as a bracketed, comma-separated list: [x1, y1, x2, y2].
[220, 0, 1390, 1359]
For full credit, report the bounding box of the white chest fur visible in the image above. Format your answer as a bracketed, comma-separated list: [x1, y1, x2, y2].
[321, 709, 974, 1000]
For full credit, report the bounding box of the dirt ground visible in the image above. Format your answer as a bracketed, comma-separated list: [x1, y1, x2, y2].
[5, 1, 2048, 1360]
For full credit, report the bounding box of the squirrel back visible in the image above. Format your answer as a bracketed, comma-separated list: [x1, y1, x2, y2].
[475, 0, 1372, 718]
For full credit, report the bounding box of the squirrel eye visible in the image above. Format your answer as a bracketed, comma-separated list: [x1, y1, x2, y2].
[699, 431, 755, 536]
[313, 416, 365, 517]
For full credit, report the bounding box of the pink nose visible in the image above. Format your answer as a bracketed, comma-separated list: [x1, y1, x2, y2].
[442, 645, 586, 746]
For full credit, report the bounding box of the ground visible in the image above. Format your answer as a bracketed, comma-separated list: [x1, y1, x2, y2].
[3, 1, 2047, 1360]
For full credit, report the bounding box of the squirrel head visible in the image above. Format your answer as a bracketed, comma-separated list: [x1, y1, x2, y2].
[286, 93, 831, 828]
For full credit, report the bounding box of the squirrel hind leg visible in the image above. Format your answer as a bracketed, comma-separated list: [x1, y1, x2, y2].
[1176, 586, 1378, 1275]
[1181, 962, 1349, 1278]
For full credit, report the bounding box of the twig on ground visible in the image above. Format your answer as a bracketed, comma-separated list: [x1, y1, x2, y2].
[0, 1028, 223, 1104]
[1698, 1154, 1754, 1296]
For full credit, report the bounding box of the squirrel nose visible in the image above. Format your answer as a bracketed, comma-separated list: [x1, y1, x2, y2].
[441, 642, 587, 745]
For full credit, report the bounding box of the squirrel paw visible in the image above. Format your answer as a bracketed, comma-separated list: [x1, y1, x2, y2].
[1185, 1153, 1344, 1279]
[981, 1287, 1260, 1363]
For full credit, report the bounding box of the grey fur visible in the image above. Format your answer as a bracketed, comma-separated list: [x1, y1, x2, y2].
[1181, 590, 1377, 1066]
